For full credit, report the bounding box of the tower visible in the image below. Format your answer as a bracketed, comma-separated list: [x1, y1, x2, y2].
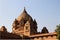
[12, 8, 37, 36]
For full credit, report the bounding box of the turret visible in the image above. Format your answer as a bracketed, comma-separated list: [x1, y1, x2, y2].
[0, 26, 7, 32]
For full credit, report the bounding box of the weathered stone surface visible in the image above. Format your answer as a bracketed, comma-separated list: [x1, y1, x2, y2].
[0, 8, 58, 40]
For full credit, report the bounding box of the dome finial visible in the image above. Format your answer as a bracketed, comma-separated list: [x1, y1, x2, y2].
[24, 7, 26, 11]
[23, 7, 27, 13]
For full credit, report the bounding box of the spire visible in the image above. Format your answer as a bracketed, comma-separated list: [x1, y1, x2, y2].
[23, 7, 27, 13]
[24, 7, 26, 11]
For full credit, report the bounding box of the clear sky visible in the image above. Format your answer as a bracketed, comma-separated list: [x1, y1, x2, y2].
[0, 0, 60, 32]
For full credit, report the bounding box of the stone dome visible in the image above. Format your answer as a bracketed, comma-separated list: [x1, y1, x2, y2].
[17, 8, 33, 22]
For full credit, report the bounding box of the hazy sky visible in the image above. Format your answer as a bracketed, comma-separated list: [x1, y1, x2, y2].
[0, 0, 60, 32]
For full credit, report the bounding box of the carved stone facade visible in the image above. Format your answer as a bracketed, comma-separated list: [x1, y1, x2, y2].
[12, 8, 37, 36]
[0, 8, 58, 40]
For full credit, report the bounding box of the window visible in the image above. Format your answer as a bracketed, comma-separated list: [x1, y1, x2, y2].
[25, 26, 29, 32]
[26, 26, 28, 30]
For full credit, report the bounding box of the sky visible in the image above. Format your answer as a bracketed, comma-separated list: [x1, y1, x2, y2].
[0, 0, 60, 32]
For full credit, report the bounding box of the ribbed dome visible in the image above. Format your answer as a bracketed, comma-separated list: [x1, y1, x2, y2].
[17, 8, 32, 22]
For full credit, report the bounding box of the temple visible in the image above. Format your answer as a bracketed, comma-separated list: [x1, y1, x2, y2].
[12, 8, 37, 36]
[0, 8, 58, 40]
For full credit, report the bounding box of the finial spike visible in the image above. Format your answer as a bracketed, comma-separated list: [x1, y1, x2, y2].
[24, 7, 26, 11]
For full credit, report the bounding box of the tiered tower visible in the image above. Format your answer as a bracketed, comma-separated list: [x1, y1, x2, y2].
[12, 8, 37, 36]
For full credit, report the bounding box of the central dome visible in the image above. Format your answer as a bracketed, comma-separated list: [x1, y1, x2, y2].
[17, 8, 32, 22]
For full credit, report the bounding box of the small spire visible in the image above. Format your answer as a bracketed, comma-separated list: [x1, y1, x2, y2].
[24, 7, 26, 12]
[23, 7, 27, 13]
[24, 7, 26, 10]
